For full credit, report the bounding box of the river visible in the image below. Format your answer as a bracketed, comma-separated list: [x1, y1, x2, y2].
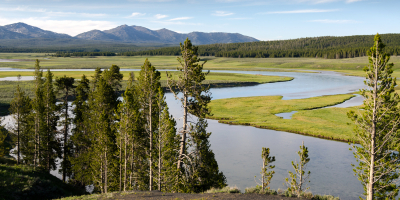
[2, 69, 365, 199]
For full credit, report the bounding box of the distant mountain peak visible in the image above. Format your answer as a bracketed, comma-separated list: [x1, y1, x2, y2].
[2, 22, 71, 39]
[0, 23, 259, 45]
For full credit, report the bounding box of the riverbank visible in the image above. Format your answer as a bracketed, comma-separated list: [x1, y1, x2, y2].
[207, 94, 359, 143]
[0, 73, 293, 116]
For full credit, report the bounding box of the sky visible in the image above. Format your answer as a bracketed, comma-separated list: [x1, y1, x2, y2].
[0, 0, 398, 41]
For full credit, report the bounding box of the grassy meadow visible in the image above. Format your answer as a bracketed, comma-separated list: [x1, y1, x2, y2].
[4, 53, 400, 77]
[208, 94, 359, 142]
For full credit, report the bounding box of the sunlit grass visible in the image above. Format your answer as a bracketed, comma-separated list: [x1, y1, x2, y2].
[4, 54, 400, 78]
[208, 94, 358, 142]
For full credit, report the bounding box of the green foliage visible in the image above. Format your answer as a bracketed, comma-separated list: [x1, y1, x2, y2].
[9, 84, 32, 164]
[187, 118, 227, 192]
[87, 66, 123, 193]
[284, 141, 311, 197]
[70, 75, 91, 189]
[41, 70, 61, 172]
[348, 34, 400, 199]
[55, 75, 75, 181]
[256, 147, 275, 191]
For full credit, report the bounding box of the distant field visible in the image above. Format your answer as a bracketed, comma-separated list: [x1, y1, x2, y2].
[3, 53, 400, 77]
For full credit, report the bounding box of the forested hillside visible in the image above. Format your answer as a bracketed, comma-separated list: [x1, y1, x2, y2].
[125, 34, 400, 59]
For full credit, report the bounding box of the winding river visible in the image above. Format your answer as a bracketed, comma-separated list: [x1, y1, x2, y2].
[2, 69, 365, 199]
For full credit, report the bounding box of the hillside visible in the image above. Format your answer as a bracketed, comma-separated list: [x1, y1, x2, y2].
[0, 158, 86, 200]
[127, 33, 400, 59]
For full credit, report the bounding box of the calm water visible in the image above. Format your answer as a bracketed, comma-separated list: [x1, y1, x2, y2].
[2, 70, 365, 199]
[165, 70, 365, 200]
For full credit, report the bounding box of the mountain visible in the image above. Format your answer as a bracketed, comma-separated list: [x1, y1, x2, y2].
[76, 25, 259, 45]
[74, 29, 121, 41]
[2, 22, 71, 39]
[0, 22, 259, 49]
[0, 27, 31, 39]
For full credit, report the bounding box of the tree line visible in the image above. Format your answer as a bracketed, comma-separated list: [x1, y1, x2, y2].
[6, 38, 226, 193]
[123, 34, 400, 59]
[52, 52, 117, 57]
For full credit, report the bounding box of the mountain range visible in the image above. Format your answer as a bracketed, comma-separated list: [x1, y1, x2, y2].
[0, 23, 259, 45]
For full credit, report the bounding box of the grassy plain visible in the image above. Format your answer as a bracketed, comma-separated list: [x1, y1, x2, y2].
[208, 94, 358, 142]
[4, 53, 400, 75]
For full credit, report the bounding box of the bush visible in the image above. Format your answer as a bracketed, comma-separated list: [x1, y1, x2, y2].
[205, 186, 241, 194]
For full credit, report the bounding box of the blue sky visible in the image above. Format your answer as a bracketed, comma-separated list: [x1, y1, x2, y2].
[0, 0, 398, 41]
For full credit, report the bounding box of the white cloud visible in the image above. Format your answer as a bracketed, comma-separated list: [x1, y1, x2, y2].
[229, 17, 252, 20]
[169, 17, 192, 21]
[0, 7, 107, 18]
[264, 9, 337, 14]
[0, 17, 117, 36]
[310, 19, 358, 23]
[282, 0, 361, 3]
[212, 11, 234, 16]
[152, 20, 202, 26]
[154, 14, 168, 19]
[128, 12, 146, 18]
[0, 7, 46, 13]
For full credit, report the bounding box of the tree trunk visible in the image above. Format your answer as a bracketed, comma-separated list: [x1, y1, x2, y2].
[63, 89, 68, 182]
[299, 141, 303, 197]
[119, 136, 122, 191]
[124, 119, 127, 191]
[149, 96, 153, 191]
[262, 158, 265, 192]
[367, 41, 379, 200]
[105, 149, 108, 193]
[17, 111, 20, 165]
[177, 92, 188, 169]
[177, 60, 188, 170]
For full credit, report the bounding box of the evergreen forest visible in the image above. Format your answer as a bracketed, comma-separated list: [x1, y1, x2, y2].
[123, 34, 400, 59]
[1, 39, 226, 196]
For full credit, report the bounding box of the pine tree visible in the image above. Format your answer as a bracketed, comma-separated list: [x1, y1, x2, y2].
[55, 75, 75, 182]
[70, 75, 91, 188]
[42, 70, 60, 173]
[117, 72, 144, 191]
[32, 59, 45, 168]
[256, 147, 275, 192]
[348, 33, 400, 199]
[284, 141, 311, 197]
[89, 67, 122, 193]
[9, 85, 32, 164]
[136, 59, 161, 191]
[188, 118, 226, 192]
[154, 88, 178, 192]
[166, 38, 211, 170]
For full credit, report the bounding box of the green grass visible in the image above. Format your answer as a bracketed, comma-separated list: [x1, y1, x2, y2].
[205, 186, 241, 193]
[2, 53, 400, 77]
[0, 162, 86, 200]
[208, 94, 359, 142]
